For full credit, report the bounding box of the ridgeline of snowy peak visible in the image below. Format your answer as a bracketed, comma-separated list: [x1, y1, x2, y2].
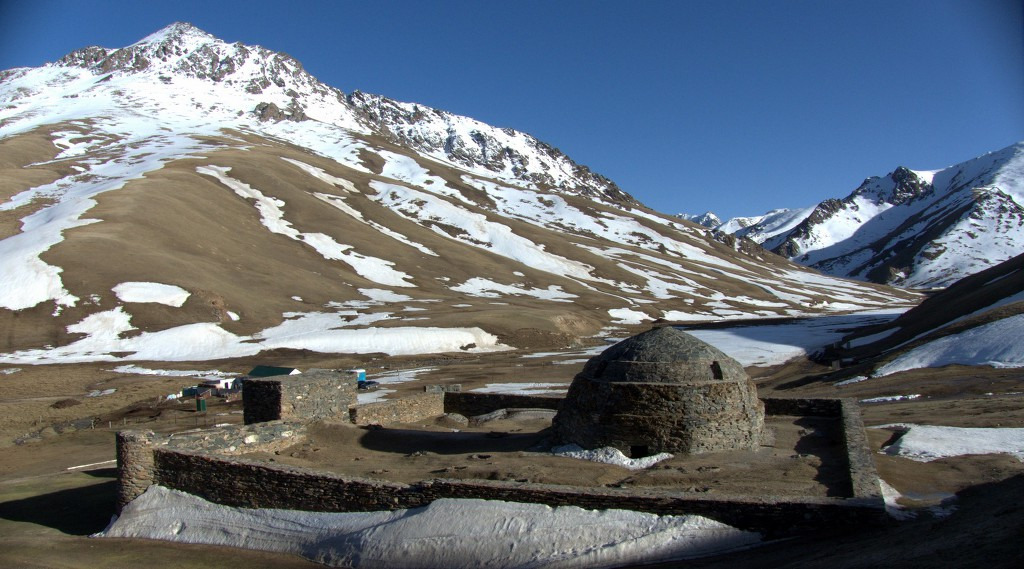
[0, 23, 916, 363]
[677, 211, 721, 228]
[32, 22, 634, 206]
[694, 143, 1024, 288]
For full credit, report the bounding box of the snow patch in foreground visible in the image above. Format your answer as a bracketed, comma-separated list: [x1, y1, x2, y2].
[877, 424, 1024, 462]
[553, 444, 674, 470]
[879, 479, 916, 520]
[100, 486, 762, 568]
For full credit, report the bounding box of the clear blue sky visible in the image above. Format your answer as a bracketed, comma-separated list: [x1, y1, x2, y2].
[2, 0, 1021, 219]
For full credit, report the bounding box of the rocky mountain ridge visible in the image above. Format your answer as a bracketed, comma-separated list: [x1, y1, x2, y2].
[35, 22, 634, 207]
[690, 143, 1024, 288]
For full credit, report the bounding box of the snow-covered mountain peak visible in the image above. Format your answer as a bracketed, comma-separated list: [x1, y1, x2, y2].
[1, 23, 639, 206]
[130, 21, 217, 48]
[713, 141, 1024, 288]
[53, 21, 330, 102]
[676, 211, 722, 228]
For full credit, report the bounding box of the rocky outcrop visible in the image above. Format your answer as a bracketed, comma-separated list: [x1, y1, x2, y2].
[346, 90, 637, 206]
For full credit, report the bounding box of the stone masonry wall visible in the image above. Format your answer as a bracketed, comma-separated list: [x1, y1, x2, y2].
[442, 392, 561, 417]
[763, 397, 882, 502]
[115, 420, 307, 512]
[152, 449, 884, 537]
[243, 370, 356, 425]
[839, 398, 883, 501]
[349, 392, 444, 426]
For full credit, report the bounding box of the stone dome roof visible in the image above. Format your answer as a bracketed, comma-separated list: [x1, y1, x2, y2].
[579, 326, 747, 384]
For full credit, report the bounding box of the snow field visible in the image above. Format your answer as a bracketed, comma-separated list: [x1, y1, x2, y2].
[101, 486, 763, 569]
[197, 165, 414, 287]
[875, 313, 1024, 376]
[0, 305, 509, 364]
[112, 282, 190, 307]
[683, 311, 905, 367]
[877, 424, 1024, 462]
[369, 180, 599, 281]
[452, 277, 576, 301]
[470, 382, 569, 396]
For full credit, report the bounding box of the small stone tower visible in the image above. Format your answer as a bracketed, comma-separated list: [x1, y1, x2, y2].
[553, 327, 764, 457]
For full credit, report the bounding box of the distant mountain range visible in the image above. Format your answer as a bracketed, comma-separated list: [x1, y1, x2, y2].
[685, 143, 1024, 288]
[0, 23, 920, 362]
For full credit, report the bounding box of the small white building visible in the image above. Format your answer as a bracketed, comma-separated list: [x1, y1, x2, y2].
[200, 377, 237, 391]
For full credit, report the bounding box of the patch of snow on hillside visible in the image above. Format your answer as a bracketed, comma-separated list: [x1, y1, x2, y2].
[553, 444, 674, 471]
[452, 277, 576, 301]
[113, 282, 190, 307]
[0, 307, 508, 364]
[258, 317, 507, 356]
[314, 192, 439, 256]
[609, 308, 650, 324]
[661, 311, 722, 322]
[0, 307, 262, 363]
[860, 394, 921, 404]
[877, 424, 1024, 462]
[112, 365, 230, 377]
[265, 123, 372, 173]
[359, 288, 412, 302]
[875, 314, 1024, 376]
[198, 165, 413, 287]
[101, 486, 762, 568]
[0, 117, 209, 310]
[281, 157, 358, 192]
[370, 181, 598, 281]
[727, 207, 817, 243]
[377, 150, 468, 203]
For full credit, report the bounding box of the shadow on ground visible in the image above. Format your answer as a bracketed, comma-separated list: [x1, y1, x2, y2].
[359, 427, 547, 455]
[792, 416, 851, 497]
[0, 474, 116, 535]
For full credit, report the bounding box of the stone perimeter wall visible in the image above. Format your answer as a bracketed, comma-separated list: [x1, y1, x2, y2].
[118, 393, 885, 533]
[349, 392, 444, 426]
[442, 391, 561, 416]
[151, 448, 877, 537]
[116, 420, 307, 512]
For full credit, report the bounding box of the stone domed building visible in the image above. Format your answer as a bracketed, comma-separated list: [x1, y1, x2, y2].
[553, 327, 764, 457]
